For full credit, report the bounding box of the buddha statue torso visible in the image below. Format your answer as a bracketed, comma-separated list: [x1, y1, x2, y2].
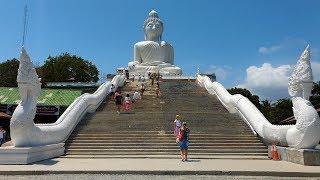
[128, 10, 182, 76]
[134, 41, 173, 66]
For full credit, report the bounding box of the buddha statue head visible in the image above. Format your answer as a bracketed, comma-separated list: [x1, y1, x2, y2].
[143, 10, 163, 42]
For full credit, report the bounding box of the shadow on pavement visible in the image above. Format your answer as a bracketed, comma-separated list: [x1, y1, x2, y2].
[32, 159, 59, 165]
[185, 159, 201, 163]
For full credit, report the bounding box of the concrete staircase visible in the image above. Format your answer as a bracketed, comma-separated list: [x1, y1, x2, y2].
[64, 79, 268, 159]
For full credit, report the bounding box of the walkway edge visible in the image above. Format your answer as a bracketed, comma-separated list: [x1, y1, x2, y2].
[0, 170, 319, 177]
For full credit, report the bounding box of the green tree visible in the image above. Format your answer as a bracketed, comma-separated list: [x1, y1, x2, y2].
[311, 81, 320, 95]
[227, 87, 261, 110]
[39, 53, 99, 82]
[0, 58, 19, 87]
[260, 99, 273, 120]
[310, 81, 320, 109]
[270, 98, 293, 123]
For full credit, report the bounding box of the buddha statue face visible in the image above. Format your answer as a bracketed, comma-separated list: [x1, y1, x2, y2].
[143, 10, 163, 42]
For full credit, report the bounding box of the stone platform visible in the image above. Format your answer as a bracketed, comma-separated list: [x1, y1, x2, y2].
[0, 143, 64, 164]
[268, 146, 320, 166]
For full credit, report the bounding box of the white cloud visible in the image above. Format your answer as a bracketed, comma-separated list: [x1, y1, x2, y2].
[239, 63, 292, 100]
[239, 61, 320, 100]
[258, 45, 282, 54]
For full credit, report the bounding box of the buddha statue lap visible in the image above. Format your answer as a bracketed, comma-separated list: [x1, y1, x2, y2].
[128, 10, 182, 76]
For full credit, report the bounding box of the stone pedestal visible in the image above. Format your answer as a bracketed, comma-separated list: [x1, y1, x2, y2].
[128, 64, 182, 77]
[268, 146, 320, 166]
[0, 143, 64, 164]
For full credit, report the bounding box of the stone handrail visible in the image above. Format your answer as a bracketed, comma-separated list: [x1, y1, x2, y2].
[11, 75, 125, 147]
[10, 48, 126, 147]
[197, 75, 320, 149]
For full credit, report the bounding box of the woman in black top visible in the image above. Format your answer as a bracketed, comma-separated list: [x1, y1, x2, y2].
[114, 91, 123, 114]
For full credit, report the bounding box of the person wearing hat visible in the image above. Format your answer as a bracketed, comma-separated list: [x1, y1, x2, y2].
[176, 122, 190, 161]
[173, 114, 182, 137]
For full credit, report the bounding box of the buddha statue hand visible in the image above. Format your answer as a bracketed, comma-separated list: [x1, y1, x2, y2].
[128, 61, 140, 70]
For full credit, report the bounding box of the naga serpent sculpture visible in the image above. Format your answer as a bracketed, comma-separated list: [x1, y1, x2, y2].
[10, 48, 125, 147]
[198, 45, 320, 149]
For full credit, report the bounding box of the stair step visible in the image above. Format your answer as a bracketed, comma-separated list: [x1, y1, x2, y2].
[65, 146, 267, 149]
[66, 139, 261, 143]
[64, 81, 267, 159]
[62, 154, 268, 160]
[68, 137, 259, 141]
[65, 143, 265, 146]
[70, 133, 257, 137]
[66, 152, 268, 156]
[66, 148, 268, 153]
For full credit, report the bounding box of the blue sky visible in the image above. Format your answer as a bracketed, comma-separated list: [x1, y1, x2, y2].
[0, 0, 320, 100]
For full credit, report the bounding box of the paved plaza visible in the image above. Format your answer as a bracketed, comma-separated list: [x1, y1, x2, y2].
[0, 158, 320, 178]
[0, 174, 319, 180]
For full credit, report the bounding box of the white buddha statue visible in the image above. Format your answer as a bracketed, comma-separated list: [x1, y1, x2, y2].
[128, 10, 182, 76]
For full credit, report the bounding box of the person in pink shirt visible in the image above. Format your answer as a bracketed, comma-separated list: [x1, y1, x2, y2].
[123, 94, 132, 112]
[173, 114, 182, 137]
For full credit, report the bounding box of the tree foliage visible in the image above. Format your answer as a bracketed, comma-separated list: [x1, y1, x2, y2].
[260, 98, 294, 123]
[39, 53, 99, 83]
[0, 58, 19, 87]
[260, 99, 272, 120]
[310, 81, 320, 109]
[227, 87, 261, 109]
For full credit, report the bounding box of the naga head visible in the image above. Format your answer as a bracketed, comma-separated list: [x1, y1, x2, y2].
[288, 45, 313, 100]
[17, 48, 41, 106]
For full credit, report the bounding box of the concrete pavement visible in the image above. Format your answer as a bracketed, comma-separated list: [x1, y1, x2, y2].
[0, 158, 319, 177]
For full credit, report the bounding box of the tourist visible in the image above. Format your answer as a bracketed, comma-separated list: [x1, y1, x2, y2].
[150, 73, 155, 86]
[114, 91, 123, 114]
[151, 73, 157, 86]
[141, 76, 145, 82]
[132, 90, 141, 103]
[123, 94, 132, 112]
[156, 72, 161, 81]
[173, 115, 182, 137]
[140, 83, 146, 96]
[176, 122, 190, 161]
[0, 127, 5, 146]
[138, 74, 141, 82]
[132, 75, 135, 82]
[108, 84, 115, 98]
[125, 70, 129, 79]
[148, 71, 151, 79]
[155, 86, 160, 98]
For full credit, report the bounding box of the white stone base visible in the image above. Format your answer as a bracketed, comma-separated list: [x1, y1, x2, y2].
[268, 146, 320, 166]
[0, 143, 65, 164]
[128, 65, 182, 77]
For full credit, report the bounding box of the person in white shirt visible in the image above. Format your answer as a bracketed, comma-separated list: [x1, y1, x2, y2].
[124, 94, 132, 112]
[132, 90, 141, 103]
[140, 83, 146, 96]
[108, 84, 115, 98]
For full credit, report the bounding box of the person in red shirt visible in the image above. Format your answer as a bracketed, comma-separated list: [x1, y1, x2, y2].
[176, 122, 190, 161]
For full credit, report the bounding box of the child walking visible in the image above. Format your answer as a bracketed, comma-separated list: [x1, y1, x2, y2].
[173, 114, 182, 137]
[123, 94, 132, 112]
